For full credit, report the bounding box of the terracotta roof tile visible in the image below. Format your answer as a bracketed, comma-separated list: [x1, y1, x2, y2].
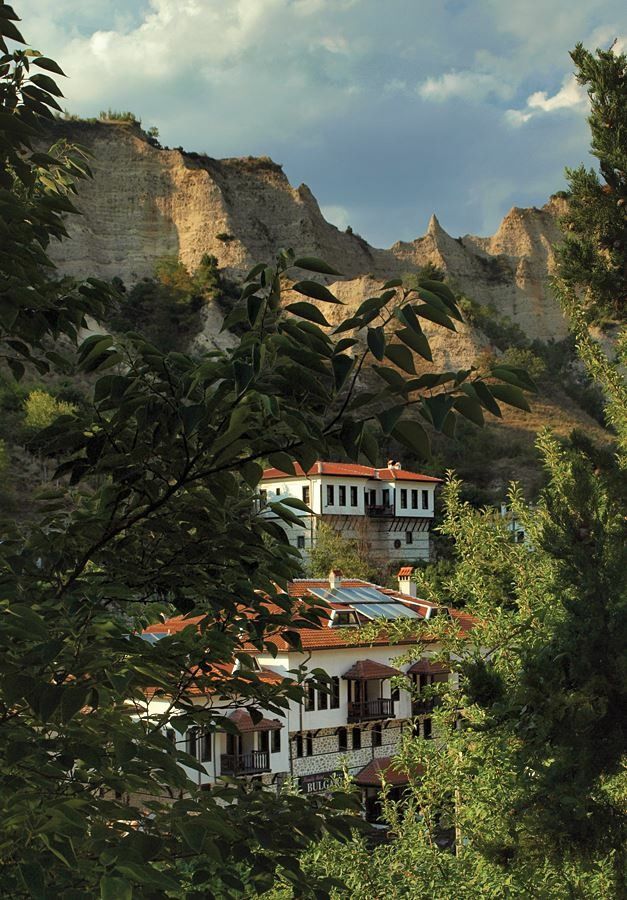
[342, 659, 403, 680]
[229, 709, 282, 733]
[397, 566, 414, 578]
[407, 659, 450, 675]
[354, 756, 424, 787]
[262, 461, 441, 483]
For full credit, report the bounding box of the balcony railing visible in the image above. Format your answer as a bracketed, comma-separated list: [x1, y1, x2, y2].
[365, 504, 394, 518]
[220, 750, 270, 775]
[348, 698, 395, 722]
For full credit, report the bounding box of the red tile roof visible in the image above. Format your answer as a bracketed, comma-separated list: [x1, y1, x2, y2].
[262, 461, 441, 483]
[229, 709, 282, 733]
[342, 659, 403, 680]
[354, 756, 424, 787]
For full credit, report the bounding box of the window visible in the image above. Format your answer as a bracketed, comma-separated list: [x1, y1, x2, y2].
[352, 727, 361, 750]
[423, 718, 433, 740]
[421, 489, 429, 510]
[391, 685, 400, 702]
[186, 727, 199, 758]
[405, 531, 413, 545]
[295, 734, 303, 758]
[297, 535, 305, 550]
[306, 733, 314, 756]
[338, 727, 348, 751]
[382, 488, 390, 507]
[411, 489, 418, 509]
[326, 484, 334, 506]
[259, 730, 270, 754]
[330, 676, 340, 709]
[200, 732, 212, 762]
[275, 488, 281, 496]
[302, 485, 310, 505]
[372, 723, 382, 748]
[259, 489, 267, 503]
[350, 486, 358, 506]
[400, 489, 408, 509]
[272, 729, 281, 754]
[166, 728, 176, 745]
[338, 485, 346, 506]
[318, 686, 328, 710]
[305, 682, 315, 711]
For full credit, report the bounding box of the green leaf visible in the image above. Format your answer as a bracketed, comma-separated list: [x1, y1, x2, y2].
[489, 383, 531, 411]
[292, 281, 342, 304]
[397, 327, 432, 361]
[281, 497, 312, 512]
[413, 303, 456, 331]
[392, 419, 431, 459]
[453, 395, 485, 426]
[382, 278, 403, 289]
[492, 366, 537, 393]
[242, 461, 263, 488]
[464, 381, 502, 418]
[367, 326, 385, 360]
[377, 405, 404, 435]
[269, 501, 306, 528]
[267, 452, 295, 475]
[32, 56, 66, 76]
[292, 256, 342, 276]
[285, 302, 330, 326]
[384, 343, 416, 374]
[100, 876, 132, 900]
[332, 353, 354, 388]
[29, 73, 64, 96]
[422, 394, 454, 430]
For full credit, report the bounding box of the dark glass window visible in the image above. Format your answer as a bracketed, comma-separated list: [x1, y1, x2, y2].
[411, 489, 418, 509]
[382, 488, 390, 506]
[350, 486, 358, 506]
[305, 682, 315, 711]
[422, 489, 429, 509]
[295, 734, 303, 757]
[400, 489, 408, 509]
[297, 535, 305, 549]
[338, 727, 348, 751]
[372, 723, 382, 748]
[259, 730, 270, 754]
[200, 732, 212, 762]
[423, 718, 433, 740]
[330, 676, 340, 709]
[302, 485, 310, 505]
[352, 727, 361, 750]
[391, 685, 400, 702]
[338, 485, 346, 506]
[405, 531, 413, 545]
[166, 728, 176, 745]
[186, 727, 198, 758]
[259, 489, 267, 503]
[306, 733, 314, 756]
[318, 686, 328, 710]
[326, 484, 334, 506]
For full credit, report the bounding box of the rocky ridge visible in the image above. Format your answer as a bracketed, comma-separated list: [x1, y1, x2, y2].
[49, 121, 567, 346]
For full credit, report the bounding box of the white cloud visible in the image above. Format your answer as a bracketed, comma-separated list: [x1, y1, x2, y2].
[321, 204, 352, 230]
[417, 70, 510, 103]
[505, 74, 587, 126]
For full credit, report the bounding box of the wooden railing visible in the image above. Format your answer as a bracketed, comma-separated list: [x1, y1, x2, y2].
[347, 698, 394, 722]
[220, 750, 270, 775]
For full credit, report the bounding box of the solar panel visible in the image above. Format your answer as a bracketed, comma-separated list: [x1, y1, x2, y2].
[352, 602, 419, 620]
[307, 586, 420, 619]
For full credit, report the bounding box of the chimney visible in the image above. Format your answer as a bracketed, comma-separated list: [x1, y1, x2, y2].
[397, 566, 417, 598]
[387, 459, 394, 468]
[329, 569, 342, 590]
[394, 461, 402, 470]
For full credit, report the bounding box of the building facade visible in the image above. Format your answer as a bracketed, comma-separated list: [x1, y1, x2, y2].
[260, 460, 441, 563]
[142, 570, 469, 819]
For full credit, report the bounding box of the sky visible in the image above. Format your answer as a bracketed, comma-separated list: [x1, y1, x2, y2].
[17, 0, 626, 247]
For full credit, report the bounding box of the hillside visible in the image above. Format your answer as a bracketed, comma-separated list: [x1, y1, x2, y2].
[26, 119, 611, 502]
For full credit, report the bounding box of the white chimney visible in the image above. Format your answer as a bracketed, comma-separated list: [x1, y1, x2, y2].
[329, 569, 342, 590]
[387, 459, 394, 468]
[397, 567, 417, 598]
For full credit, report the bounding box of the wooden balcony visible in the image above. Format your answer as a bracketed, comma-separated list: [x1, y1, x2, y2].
[412, 697, 436, 715]
[220, 750, 270, 775]
[365, 504, 394, 518]
[348, 698, 395, 722]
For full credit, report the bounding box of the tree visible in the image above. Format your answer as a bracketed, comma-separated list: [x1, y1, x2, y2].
[23, 389, 76, 429]
[271, 41, 627, 899]
[555, 43, 627, 322]
[308, 523, 377, 583]
[0, 4, 528, 895]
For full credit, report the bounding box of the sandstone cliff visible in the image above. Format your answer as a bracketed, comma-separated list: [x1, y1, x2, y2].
[48, 121, 567, 342]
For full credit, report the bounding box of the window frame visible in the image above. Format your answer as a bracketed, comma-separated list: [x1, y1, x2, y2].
[330, 676, 340, 709]
[271, 729, 281, 753]
[306, 733, 314, 756]
[421, 489, 429, 510]
[338, 727, 348, 752]
[411, 489, 418, 509]
[400, 488, 408, 509]
[350, 485, 358, 507]
[302, 485, 310, 505]
[338, 485, 346, 506]
[326, 484, 334, 506]
[352, 727, 362, 750]
[372, 723, 382, 748]
[200, 731, 212, 762]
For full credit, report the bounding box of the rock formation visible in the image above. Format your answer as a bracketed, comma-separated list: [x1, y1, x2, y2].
[47, 120, 568, 343]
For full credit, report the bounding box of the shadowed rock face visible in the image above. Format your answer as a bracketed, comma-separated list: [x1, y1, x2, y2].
[47, 121, 567, 342]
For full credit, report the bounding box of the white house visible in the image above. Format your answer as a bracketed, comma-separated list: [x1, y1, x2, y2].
[141, 568, 470, 821]
[260, 460, 441, 563]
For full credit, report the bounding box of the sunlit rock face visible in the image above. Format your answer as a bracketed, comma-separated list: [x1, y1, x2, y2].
[48, 121, 567, 342]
